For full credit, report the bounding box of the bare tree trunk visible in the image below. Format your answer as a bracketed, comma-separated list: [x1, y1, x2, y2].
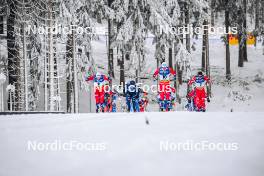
[262, 0, 264, 25]
[201, 21, 207, 71]
[255, 0, 260, 41]
[7, 1, 18, 111]
[225, 0, 231, 80]
[136, 51, 140, 83]
[108, 20, 114, 79]
[205, 33, 209, 76]
[205, 25, 211, 97]
[54, 50, 61, 111]
[156, 36, 160, 68]
[238, 33, 244, 67]
[42, 1, 48, 111]
[155, 39, 160, 89]
[262, 2, 264, 55]
[174, 42, 183, 85]
[238, 8, 244, 67]
[44, 34, 48, 111]
[72, 29, 79, 113]
[120, 50, 125, 91]
[185, 3, 190, 53]
[108, 0, 114, 80]
[211, 0, 216, 26]
[48, 0, 55, 111]
[168, 48, 172, 68]
[0, 16, 3, 34]
[202, 9, 211, 96]
[22, 0, 28, 111]
[179, 11, 184, 44]
[16, 45, 22, 110]
[174, 63, 181, 104]
[66, 33, 73, 113]
[243, 0, 248, 62]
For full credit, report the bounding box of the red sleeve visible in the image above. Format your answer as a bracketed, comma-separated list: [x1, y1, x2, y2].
[188, 76, 195, 86]
[204, 76, 210, 83]
[170, 87, 176, 93]
[103, 75, 109, 81]
[104, 75, 112, 83]
[153, 68, 159, 78]
[188, 90, 195, 98]
[170, 68, 176, 76]
[86, 75, 94, 81]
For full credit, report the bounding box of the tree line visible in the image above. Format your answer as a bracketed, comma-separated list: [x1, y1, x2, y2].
[0, 0, 263, 112]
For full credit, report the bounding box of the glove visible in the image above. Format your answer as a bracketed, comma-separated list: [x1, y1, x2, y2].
[108, 77, 112, 83]
[207, 97, 210, 102]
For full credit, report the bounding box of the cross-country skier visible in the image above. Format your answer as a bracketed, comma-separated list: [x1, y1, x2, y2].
[153, 62, 176, 111]
[187, 71, 210, 112]
[104, 86, 118, 112]
[186, 89, 196, 111]
[157, 86, 176, 111]
[168, 86, 176, 111]
[103, 83, 112, 112]
[139, 91, 149, 112]
[86, 72, 111, 113]
[111, 90, 118, 112]
[125, 80, 141, 112]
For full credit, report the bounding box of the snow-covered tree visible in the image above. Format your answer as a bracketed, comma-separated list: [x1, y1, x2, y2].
[60, 0, 107, 112]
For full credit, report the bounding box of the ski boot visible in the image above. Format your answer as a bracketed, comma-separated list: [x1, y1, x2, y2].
[159, 100, 166, 112]
[96, 103, 101, 113]
[167, 101, 173, 111]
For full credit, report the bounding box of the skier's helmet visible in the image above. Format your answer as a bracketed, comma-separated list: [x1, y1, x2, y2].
[161, 62, 167, 68]
[197, 71, 203, 76]
[130, 80, 136, 85]
[96, 72, 101, 79]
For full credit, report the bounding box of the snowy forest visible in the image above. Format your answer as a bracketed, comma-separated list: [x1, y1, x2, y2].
[1, 1, 264, 175]
[0, 0, 264, 113]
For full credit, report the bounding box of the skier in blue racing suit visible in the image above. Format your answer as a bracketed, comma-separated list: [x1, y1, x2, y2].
[125, 80, 141, 112]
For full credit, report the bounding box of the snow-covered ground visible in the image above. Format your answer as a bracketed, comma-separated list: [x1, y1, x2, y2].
[0, 112, 264, 176]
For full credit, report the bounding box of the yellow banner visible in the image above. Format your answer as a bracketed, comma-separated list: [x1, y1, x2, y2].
[229, 33, 256, 45]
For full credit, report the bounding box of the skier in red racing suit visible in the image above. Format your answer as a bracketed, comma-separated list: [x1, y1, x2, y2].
[86, 72, 111, 113]
[153, 62, 176, 108]
[187, 71, 210, 112]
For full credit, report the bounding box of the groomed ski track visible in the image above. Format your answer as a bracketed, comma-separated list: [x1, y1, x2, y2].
[0, 112, 264, 176]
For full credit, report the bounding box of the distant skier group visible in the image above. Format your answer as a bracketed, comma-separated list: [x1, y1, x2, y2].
[86, 62, 210, 113]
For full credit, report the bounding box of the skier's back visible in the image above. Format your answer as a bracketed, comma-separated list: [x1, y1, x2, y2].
[125, 80, 141, 112]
